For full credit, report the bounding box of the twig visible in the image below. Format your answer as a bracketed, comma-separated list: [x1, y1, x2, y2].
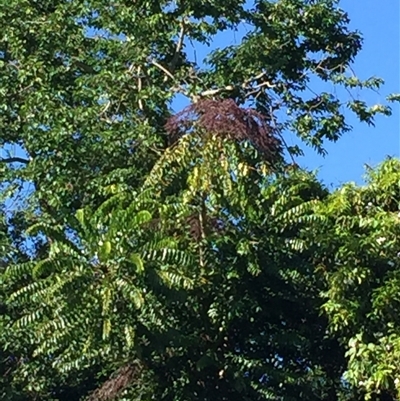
[276, 130, 298, 166]
[244, 81, 276, 99]
[171, 84, 189, 97]
[253, 80, 275, 90]
[268, 106, 298, 166]
[170, 19, 186, 72]
[8, 61, 20, 70]
[0, 157, 30, 164]
[198, 193, 207, 271]
[151, 59, 275, 103]
[18, 84, 34, 94]
[199, 71, 274, 99]
[241, 71, 267, 88]
[127, 62, 136, 74]
[199, 85, 235, 97]
[137, 66, 143, 110]
[305, 84, 319, 98]
[99, 100, 111, 116]
[150, 59, 175, 82]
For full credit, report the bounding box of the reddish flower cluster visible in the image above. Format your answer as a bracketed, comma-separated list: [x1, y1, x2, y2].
[88, 363, 141, 401]
[165, 98, 282, 163]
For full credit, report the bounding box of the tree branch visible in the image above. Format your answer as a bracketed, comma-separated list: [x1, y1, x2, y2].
[199, 85, 235, 98]
[87, 362, 142, 401]
[150, 60, 275, 103]
[0, 157, 30, 164]
[137, 65, 144, 110]
[99, 100, 111, 116]
[169, 19, 186, 73]
[150, 59, 176, 82]
[198, 71, 275, 99]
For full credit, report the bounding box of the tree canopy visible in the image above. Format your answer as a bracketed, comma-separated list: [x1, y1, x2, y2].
[0, 1, 399, 401]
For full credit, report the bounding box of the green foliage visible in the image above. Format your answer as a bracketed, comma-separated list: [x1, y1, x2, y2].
[1, 0, 399, 401]
[293, 158, 400, 400]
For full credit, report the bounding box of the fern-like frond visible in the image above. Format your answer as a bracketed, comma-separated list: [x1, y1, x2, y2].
[14, 308, 46, 329]
[115, 278, 144, 310]
[32, 257, 62, 279]
[142, 248, 195, 267]
[144, 134, 195, 189]
[5, 260, 35, 279]
[9, 280, 49, 304]
[124, 325, 136, 349]
[156, 269, 195, 290]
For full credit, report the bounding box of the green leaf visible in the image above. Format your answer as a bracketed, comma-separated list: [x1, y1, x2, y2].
[130, 253, 144, 273]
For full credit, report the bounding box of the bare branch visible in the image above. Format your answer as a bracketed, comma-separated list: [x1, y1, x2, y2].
[244, 81, 276, 99]
[8, 61, 20, 70]
[127, 61, 136, 74]
[0, 157, 30, 164]
[150, 59, 175, 82]
[241, 71, 267, 88]
[199, 85, 235, 98]
[268, 104, 298, 166]
[150, 61, 275, 103]
[170, 19, 186, 72]
[253, 80, 275, 90]
[99, 100, 111, 116]
[171, 84, 187, 95]
[126, 63, 145, 110]
[137, 66, 144, 110]
[18, 84, 34, 94]
[198, 71, 275, 100]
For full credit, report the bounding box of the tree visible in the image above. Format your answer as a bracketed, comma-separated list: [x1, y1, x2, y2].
[0, 0, 398, 400]
[295, 158, 400, 401]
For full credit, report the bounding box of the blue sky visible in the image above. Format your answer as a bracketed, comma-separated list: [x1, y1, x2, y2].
[2, 0, 398, 190]
[304, 0, 400, 187]
[174, 0, 399, 188]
